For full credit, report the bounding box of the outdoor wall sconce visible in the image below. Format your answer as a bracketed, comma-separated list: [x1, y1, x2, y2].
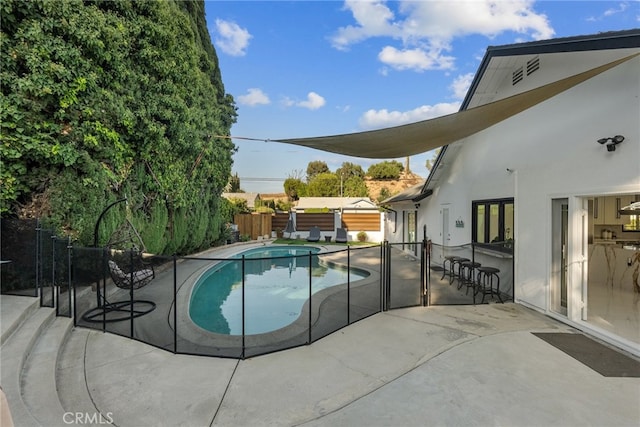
[414, 203, 421, 209]
[597, 135, 625, 152]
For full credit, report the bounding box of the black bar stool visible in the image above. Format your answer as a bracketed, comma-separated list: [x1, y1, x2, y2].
[476, 267, 503, 303]
[441, 256, 460, 281]
[451, 257, 469, 286]
[459, 261, 481, 293]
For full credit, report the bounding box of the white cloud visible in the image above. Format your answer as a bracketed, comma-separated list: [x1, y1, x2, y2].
[332, 0, 555, 71]
[300, 92, 326, 110]
[378, 46, 454, 71]
[280, 96, 295, 108]
[604, 2, 628, 17]
[294, 92, 326, 110]
[589, 2, 631, 21]
[237, 88, 270, 106]
[358, 102, 460, 130]
[214, 19, 252, 56]
[332, 0, 400, 50]
[450, 73, 475, 100]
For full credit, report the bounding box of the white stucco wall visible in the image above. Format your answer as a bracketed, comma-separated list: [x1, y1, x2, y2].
[418, 52, 640, 312]
[384, 203, 412, 245]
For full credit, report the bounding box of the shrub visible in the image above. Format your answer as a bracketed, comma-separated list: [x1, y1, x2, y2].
[366, 161, 404, 179]
[357, 231, 367, 242]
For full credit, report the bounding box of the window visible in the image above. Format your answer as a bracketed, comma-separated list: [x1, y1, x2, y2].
[472, 198, 514, 252]
[622, 215, 639, 232]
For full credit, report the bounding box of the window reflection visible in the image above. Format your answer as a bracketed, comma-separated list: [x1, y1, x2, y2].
[472, 199, 514, 252]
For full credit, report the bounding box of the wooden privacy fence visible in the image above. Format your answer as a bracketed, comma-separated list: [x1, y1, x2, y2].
[234, 213, 272, 240]
[341, 212, 381, 231]
[235, 211, 381, 239]
[295, 213, 334, 231]
[272, 213, 289, 231]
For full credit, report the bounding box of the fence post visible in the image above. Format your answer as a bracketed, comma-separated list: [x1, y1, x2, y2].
[421, 239, 426, 307]
[241, 255, 245, 359]
[72, 246, 78, 325]
[52, 235, 57, 308]
[385, 241, 391, 311]
[36, 220, 41, 302]
[67, 236, 72, 318]
[347, 246, 350, 325]
[129, 249, 134, 338]
[379, 241, 384, 312]
[308, 251, 312, 345]
[173, 255, 177, 354]
[471, 244, 477, 305]
[53, 235, 58, 314]
[101, 248, 107, 331]
[96, 249, 103, 309]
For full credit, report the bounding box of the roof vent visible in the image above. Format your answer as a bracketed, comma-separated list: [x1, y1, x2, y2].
[526, 56, 540, 75]
[512, 66, 524, 85]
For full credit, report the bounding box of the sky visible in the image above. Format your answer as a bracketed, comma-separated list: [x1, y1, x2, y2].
[203, 0, 640, 194]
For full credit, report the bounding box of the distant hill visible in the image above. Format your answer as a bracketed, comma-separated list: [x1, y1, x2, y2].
[365, 172, 424, 202]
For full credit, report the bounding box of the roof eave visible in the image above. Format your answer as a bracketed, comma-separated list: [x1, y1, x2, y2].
[422, 29, 640, 194]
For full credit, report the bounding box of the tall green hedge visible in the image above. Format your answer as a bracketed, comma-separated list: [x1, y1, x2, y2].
[1, 0, 237, 254]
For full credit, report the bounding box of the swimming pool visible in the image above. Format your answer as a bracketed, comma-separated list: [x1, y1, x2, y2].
[189, 246, 368, 335]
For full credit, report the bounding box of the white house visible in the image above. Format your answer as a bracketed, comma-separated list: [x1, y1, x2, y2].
[383, 30, 640, 356]
[221, 192, 261, 209]
[293, 197, 385, 242]
[280, 29, 640, 356]
[294, 197, 378, 212]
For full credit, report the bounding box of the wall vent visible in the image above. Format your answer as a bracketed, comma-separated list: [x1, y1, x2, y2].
[526, 56, 540, 75]
[512, 66, 524, 85]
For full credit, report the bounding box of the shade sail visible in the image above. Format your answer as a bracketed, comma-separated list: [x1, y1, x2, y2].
[277, 53, 638, 159]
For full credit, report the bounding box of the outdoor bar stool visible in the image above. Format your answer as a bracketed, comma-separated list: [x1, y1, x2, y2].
[451, 257, 470, 287]
[476, 266, 504, 303]
[441, 256, 460, 282]
[459, 261, 481, 293]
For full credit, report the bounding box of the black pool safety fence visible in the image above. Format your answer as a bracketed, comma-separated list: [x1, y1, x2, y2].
[0, 218, 72, 316]
[73, 243, 404, 359]
[428, 241, 515, 306]
[1, 219, 513, 359]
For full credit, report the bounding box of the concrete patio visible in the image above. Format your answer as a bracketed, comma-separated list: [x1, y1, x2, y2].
[2, 292, 640, 426]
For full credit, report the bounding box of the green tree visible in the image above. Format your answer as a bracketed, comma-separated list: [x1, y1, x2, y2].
[307, 172, 340, 197]
[342, 176, 369, 197]
[228, 173, 242, 192]
[367, 160, 404, 179]
[275, 199, 292, 212]
[336, 162, 365, 180]
[425, 148, 442, 172]
[377, 187, 392, 203]
[228, 198, 250, 214]
[306, 160, 329, 182]
[283, 177, 306, 201]
[0, 0, 237, 253]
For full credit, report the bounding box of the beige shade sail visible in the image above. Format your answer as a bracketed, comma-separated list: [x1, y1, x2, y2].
[275, 53, 638, 159]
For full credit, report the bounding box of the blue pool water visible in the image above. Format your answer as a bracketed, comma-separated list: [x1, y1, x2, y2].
[189, 246, 368, 335]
